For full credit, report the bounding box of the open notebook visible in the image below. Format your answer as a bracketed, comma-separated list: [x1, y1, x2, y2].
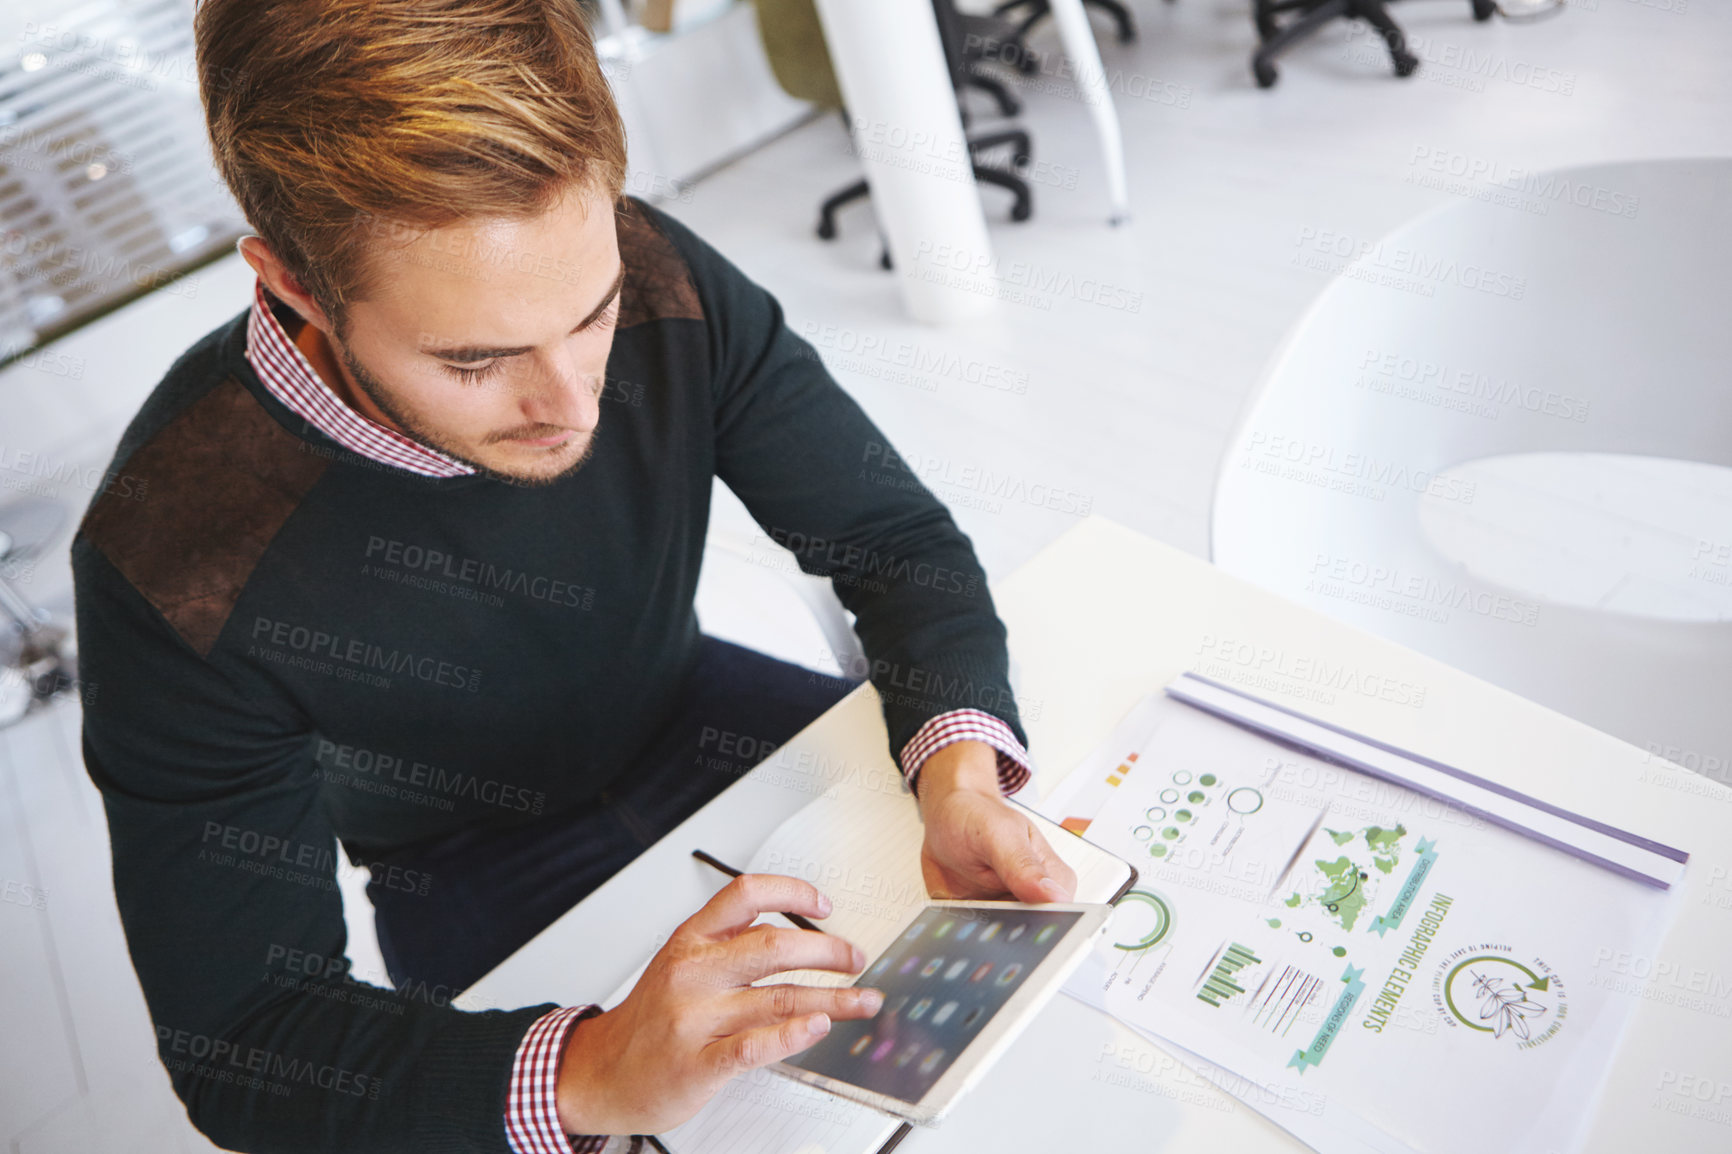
[596, 778, 1136, 1154]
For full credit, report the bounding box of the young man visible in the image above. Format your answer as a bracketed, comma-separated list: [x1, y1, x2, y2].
[72, 1, 1074, 1151]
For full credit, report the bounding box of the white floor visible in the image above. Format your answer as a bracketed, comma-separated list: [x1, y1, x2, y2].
[4, 0, 1731, 1149]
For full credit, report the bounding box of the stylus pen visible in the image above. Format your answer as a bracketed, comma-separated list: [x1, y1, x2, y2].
[690, 848, 823, 933]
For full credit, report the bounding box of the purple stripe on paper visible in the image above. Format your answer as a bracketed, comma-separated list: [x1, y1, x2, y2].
[1168, 672, 1688, 884]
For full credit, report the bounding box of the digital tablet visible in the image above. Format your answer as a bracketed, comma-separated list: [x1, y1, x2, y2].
[772, 900, 1113, 1124]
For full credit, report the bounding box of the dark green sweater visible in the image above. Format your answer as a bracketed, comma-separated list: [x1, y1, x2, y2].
[71, 199, 1024, 1152]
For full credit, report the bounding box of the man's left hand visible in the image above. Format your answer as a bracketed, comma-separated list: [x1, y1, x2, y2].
[915, 740, 1077, 903]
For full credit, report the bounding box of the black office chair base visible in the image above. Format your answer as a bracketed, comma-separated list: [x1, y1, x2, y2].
[815, 153, 1034, 246]
[816, 178, 868, 240]
[994, 0, 1138, 45]
[1251, 0, 1443, 88]
[816, 120, 1034, 248]
[965, 70, 1021, 117]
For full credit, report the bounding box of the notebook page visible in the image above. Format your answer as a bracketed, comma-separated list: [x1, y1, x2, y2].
[658, 1067, 900, 1154]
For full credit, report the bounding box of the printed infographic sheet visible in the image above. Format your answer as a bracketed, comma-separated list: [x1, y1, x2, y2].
[1041, 706, 1675, 1154]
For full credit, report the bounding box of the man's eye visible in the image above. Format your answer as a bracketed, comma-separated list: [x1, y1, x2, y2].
[443, 361, 501, 383]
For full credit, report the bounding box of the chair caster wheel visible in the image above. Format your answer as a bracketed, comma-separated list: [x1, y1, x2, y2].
[1393, 51, 1419, 77]
[1011, 201, 1032, 223]
[1472, 0, 1497, 20]
[817, 219, 837, 240]
[1253, 59, 1279, 88]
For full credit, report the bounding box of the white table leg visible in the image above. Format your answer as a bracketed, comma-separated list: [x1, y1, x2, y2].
[812, 0, 999, 323]
[1047, 0, 1132, 224]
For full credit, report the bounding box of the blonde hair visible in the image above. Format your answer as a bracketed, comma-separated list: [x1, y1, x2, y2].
[196, 0, 627, 325]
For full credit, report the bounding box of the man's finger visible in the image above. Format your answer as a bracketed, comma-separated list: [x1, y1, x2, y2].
[989, 815, 1078, 903]
[709, 922, 865, 984]
[702, 1011, 833, 1078]
[920, 850, 959, 900]
[684, 873, 834, 938]
[721, 983, 883, 1035]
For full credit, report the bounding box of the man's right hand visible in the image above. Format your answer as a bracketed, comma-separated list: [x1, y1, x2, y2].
[554, 873, 884, 1136]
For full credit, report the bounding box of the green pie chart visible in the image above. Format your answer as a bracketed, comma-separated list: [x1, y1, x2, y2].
[1112, 890, 1174, 952]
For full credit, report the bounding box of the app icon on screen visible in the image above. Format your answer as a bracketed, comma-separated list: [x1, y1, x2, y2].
[871, 1037, 896, 1062]
[970, 962, 993, 983]
[850, 1034, 873, 1057]
[920, 957, 945, 978]
[932, 1001, 959, 1025]
[944, 958, 970, 980]
[908, 998, 933, 1021]
[963, 1006, 984, 1027]
[995, 963, 1023, 986]
[895, 1043, 921, 1068]
[980, 922, 1002, 943]
[956, 921, 978, 941]
[899, 955, 921, 975]
[1007, 924, 1026, 942]
[918, 1049, 946, 1074]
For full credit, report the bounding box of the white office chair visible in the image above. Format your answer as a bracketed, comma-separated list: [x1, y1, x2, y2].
[1213, 159, 1732, 776]
[696, 524, 867, 676]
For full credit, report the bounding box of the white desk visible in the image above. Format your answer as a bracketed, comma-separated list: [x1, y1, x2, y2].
[462, 516, 1732, 1152]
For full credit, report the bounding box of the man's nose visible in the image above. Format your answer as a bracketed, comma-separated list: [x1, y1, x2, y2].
[525, 354, 603, 431]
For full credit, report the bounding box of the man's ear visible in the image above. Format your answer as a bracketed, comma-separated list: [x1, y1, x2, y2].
[235, 236, 338, 335]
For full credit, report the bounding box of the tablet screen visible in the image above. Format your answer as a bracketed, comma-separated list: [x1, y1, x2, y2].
[783, 905, 1084, 1105]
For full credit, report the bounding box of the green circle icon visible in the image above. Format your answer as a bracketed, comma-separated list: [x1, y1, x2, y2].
[1176, 809, 1193, 822]
[1162, 827, 1180, 840]
[1200, 774, 1218, 786]
[1112, 890, 1175, 952]
[1150, 843, 1167, 857]
[1188, 791, 1205, 804]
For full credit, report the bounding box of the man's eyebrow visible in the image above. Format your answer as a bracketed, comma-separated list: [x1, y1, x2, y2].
[575, 262, 628, 331]
[423, 262, 627, 362]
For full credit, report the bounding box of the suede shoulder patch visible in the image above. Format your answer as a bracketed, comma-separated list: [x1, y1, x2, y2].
[80, 376, 329, 657]
[615, 201, 704, 330]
